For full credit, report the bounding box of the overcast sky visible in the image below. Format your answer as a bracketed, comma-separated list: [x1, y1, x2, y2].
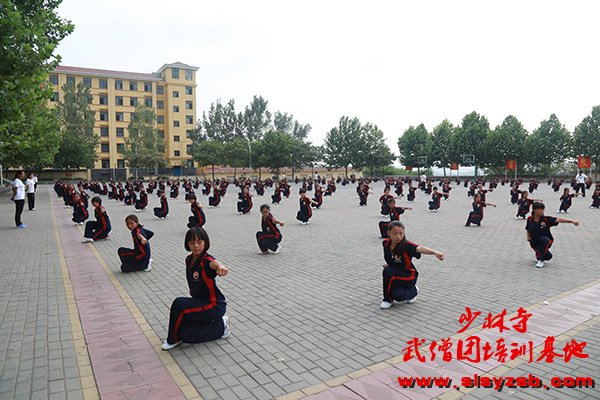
[55, 0, 600, 153]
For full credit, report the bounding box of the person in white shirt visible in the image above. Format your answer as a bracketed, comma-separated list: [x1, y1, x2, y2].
[11, 170, 26, 228]
[575, 171, 588, 197]
[25, 172, 36, 211]
[32, 173, 38, 191]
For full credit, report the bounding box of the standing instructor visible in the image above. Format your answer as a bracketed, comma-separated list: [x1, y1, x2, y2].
[11, 170, 26, 229]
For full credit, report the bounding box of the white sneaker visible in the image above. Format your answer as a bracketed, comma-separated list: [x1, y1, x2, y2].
[221, 316, 230, 339]
[536, 260, 545, 268]
[143, 259, 153, 272]
[272, 245, 281, 254]
[161, 340, 181, 351]
[302, 221, 308, 225]
[78, 222, 84, 225]
[31, 208, 35, 211]
[105, 234, 111, 240]
[408, 285, 419, 304]
[82, 238, 93, 243]
[258, 251, 268, 255]
[380, 301, 393, 309]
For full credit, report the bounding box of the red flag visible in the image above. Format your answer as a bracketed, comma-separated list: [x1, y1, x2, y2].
[578, 156, 591, 169]
[405, 165, 413, 171]
[505, 160, 517, 171]
[450, 162, 459, 171]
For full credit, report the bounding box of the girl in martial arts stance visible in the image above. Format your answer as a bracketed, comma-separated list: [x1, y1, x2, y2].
[118, 214, 154, 273]
[526, 202, 579, 268]
[162, 227, 230, 350]
[428, 187, 443, 211]
[591, 187, 600, 208]
[379, 187, 396, 215]
[558, 188, 581, 213]
[237, 186, 253, 214]
[82, 197, 111, 242]
[208, 183, 221, 207]
[516, 191, 542, 219]
[256, 204, 285, 254]
[154, 190, 169, 219]
[379, 198, 412, 238]
[187, 194, 206, 228]
[71, 193, 89, 225]
[296, 189, 318, 225]
[465, 193, 496, 227]
[312, 184, 323, 209]
[135, 187, 148, 211]
[380, 221, 444, 309]
[271, 184, 283, 204]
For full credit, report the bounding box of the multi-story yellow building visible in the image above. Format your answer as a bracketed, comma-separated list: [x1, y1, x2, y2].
[49, 62, 198, 177]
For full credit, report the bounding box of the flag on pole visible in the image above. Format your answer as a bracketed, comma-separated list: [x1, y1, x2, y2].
[577, 156, 591, 169]
[505, 160, 517, 171]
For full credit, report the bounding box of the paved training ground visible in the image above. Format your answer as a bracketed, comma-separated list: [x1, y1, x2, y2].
[1, 180, 599, 400]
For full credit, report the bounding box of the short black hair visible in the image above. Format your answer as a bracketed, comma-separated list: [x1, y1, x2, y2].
[387, 198, 396, 205]
[260, 204, 270, 211]
[91, 196, 102, 205]
[532, 202, 545, 210]
[188, 193, 197, 201]
[299, 188, 306, 194]
[184, 227, 210, 252]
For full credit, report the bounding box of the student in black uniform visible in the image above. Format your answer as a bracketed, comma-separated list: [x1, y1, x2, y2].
[236, 186, 253, 214]
[428, 187, 442, 212]
[526, 202, 579, 268]
[465, 193, 496, 227]
[154, 190, 169, 219]
[187, 194, 206, 228]
[379, 187, 396, 216]
[312, 184, 323, 209]
[118, 214, 154, 273]
[558, 188, 581, 213]
[82, 197, 111, 242]
[590, 187, 600, 209]
[271, 184, 283, 204]
[516, 191, 541, 219]
[380, 221, 444, 309]
[378, 198, 412, 238]
[162, 227, 230, 350]
[208, 184, 221, 207]
[296, 189, 318, 225]
[135, 187, 148, 211]
[72, 193, 89, 225]
[256, 204, 285, 254]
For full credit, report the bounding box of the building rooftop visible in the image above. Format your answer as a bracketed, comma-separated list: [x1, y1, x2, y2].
[156, 62, 199, 73]
[53, 66, 162, 81]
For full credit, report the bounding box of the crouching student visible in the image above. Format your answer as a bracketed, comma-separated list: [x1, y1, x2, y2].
[378, 198, 412, 238]
[118, 214, 154, 273]
[154, 190, 169, 219]
[256, 204, 284, 254]
[82, 196, 111, 242]
[465, 193, 496, 227]
[296, 189, 318, 225]
[135, 187, 148, 211]
[380, 221, 444, 309]
[187, 194, 206, 228]
[161, 227, 230, 351]
[72, 193, 89, 225]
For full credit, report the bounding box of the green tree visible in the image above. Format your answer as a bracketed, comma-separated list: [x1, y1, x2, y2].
[451, 112, 490, 176]
[201, 99, 239, 141]
[485, 115, 528, 169]
[222, 137, 249, 178]
[0, 0, 74, 168]
[240, 95, 272, 169]
[54, 82, 98, 169]
[573, 106, 600, 173]
[273, 111, 311, 140]
[192, 140, 224, 180]
[323, 116, 364, 177]
[359, 123, 395, 176]
[254, 131, 293, 174]
[122, 105, 166, 177]
[430, 120, 454, 176]
[526, 114, 571, 168]
[397, 123, 432, 171]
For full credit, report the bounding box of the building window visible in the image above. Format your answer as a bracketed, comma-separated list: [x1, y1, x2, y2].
[130, 112, 136, 121]
[116, 112, 124, 122]
[129, 81, 138, 91]
[157, 85, 164, 95]
[185, 86, 193, 95]
[51, 92, 59, 102]
[185, 115, 193, 124]
[173, 90, 179, 98]
[173, 105, 179, 113]
[115, 80, 123, 90]
[83, 77, 92, 88]
[186, 145, 192, 154]
[185, 70, 193, 80]
[158, 130, 165, 138]
[158, 144, 165, 153]
[100, 111, 108, 121]
[186, 130, 192, 138]
[174, 135, 180, 142]
[116, 96, 123, 106]
[144, 97, 152, 107]
[130, 97, 138, 106]
[174, 150, 180, 157]
[66, 76, 76, 85]
[100, 126, 109, 137]
[157, 115, 165, 124]
[116, 127, 124, 137]
[101, 159, 110, 169]
[49, 74, 58, 85]
[157, 100, 164, 109]
[187, 160, 194, 168]
[185, 100, 193, 110]
[117, 159, 125, 168]
[171, 68, 179, 79]
[173, 120, 180, 127]
[144, 82, 152, 92]
[117, 143, 125, 153]
[100, 143, 110, 153]
[99, 78, 108, 89]
[99, 94, 108, 105]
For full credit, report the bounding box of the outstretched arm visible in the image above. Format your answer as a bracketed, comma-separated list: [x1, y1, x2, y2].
[556, 218, 579, 226]
[416, 246, 444, 261]
[209, 259, 229, 276]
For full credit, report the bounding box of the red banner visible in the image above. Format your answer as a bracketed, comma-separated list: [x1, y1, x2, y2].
[578, 156, 591, 169]
[405, 166, 413, 171]
[505, 160, 517, 171]
[450, 162, 459, 171]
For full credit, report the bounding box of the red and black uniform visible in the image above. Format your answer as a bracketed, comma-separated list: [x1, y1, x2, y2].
[382, 239, 420, 303]
[428, 192, 442, 210]
[80, 191, 89, 209]
[510, 188, 521, 204]
[84, 206, 111, 240]
[154, 196, 169, 218]
[312, 189, 323, 208]
[378, 207, 404, 238]
[135, 191, 148, 210]
[379, 194, 393, 215]
[209, 185, 221, 207]
[170, 184, 179, 199]
[517, 198, 534, 218]
[118, 227, 153, 272]
[165, 252, 226, 345]
[358, 186, 369, 206]
[188, 202, 206, 228]
[296, 196, 313, 223]
[407, 186, 416, 202]
[72, 200, 89, 223]
[237, 192, 253, 214]
[256, 214, 282, 252]
[526, 216, 558, 262]
[559, 194, 575, 212]
[271, 187, 282, 204]
[591, 192, 600, 208]
[466, 201, 485, 226]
